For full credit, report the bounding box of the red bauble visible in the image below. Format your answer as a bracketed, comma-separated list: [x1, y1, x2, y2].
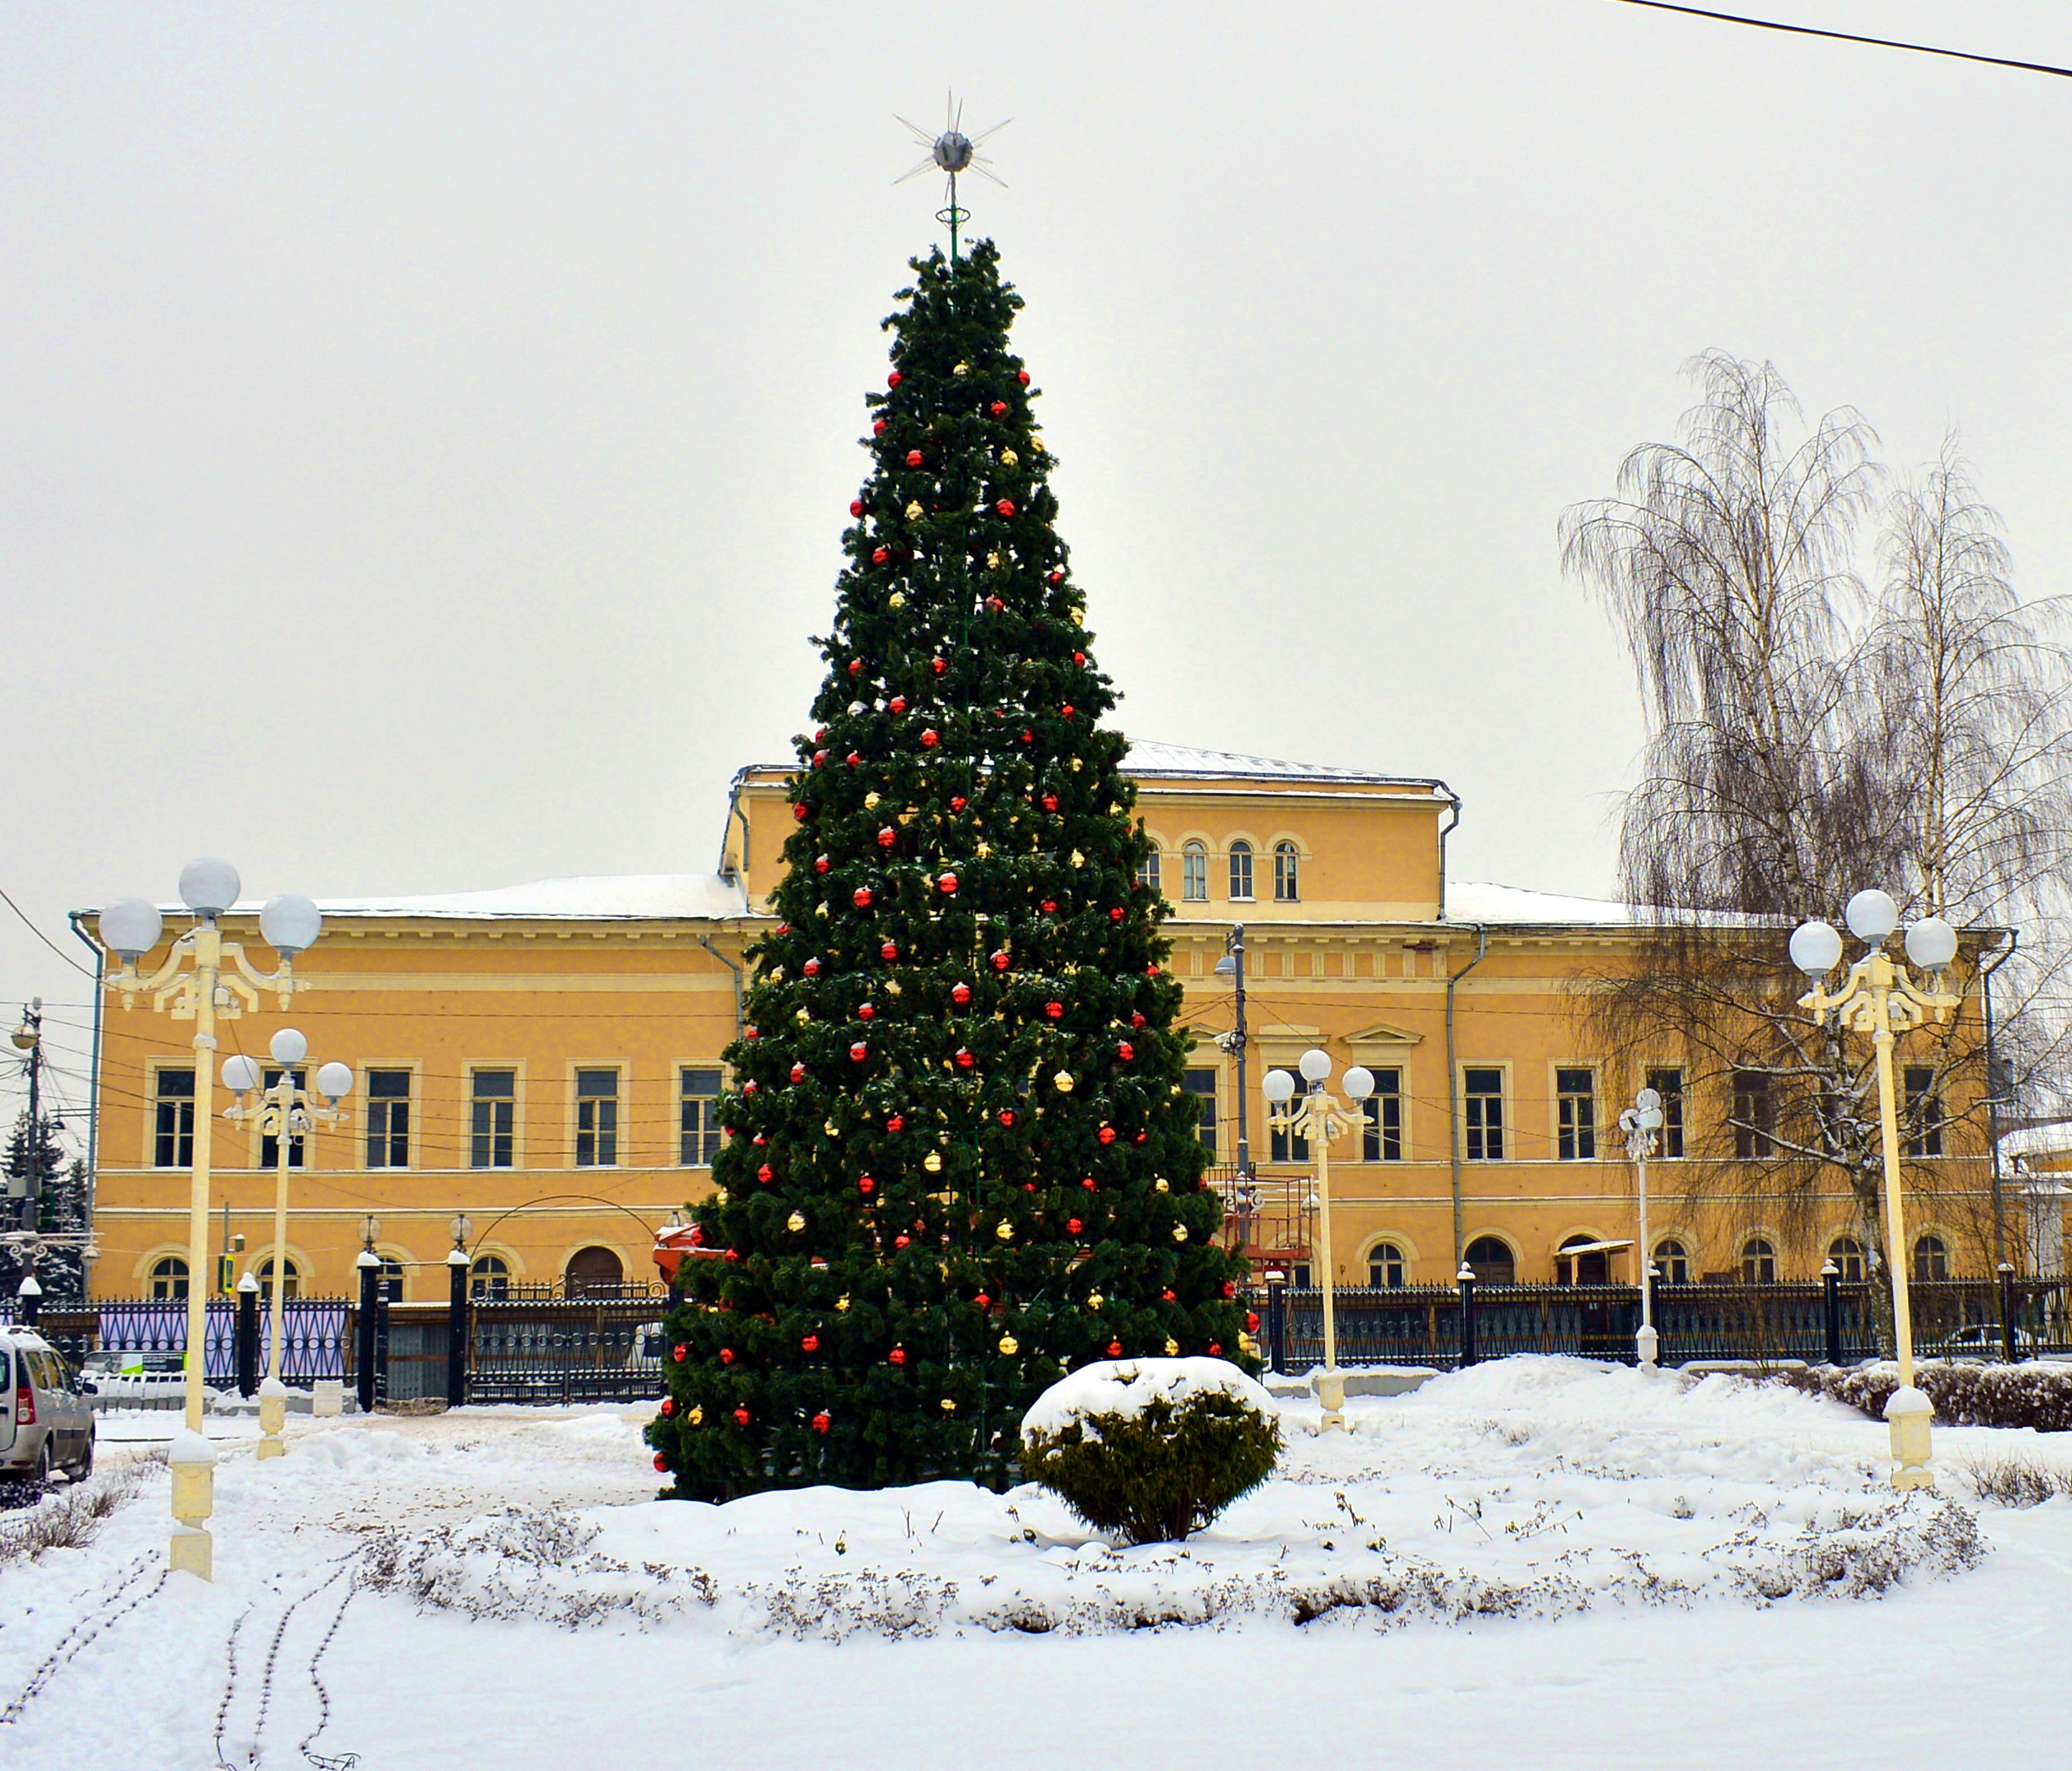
[939, 872, 958, 894]
[990, 400, 1008, 416]
[654, 1453, 669, 1471]
[1081, 1177, 1097, 1191]
[811, 751, 825, 768]
[877, 827, 896, 849]
[956, 1049, 975, 1069]
[872, 547, 889, 565]
[852, 886, 873, 908]
[849, 498, 864, 517]
[986, 595, 1005, 613]
[744, 1025, 760, 1040]
[974, 1292, 991, 1308]
[1042, 793, 1058, 811]
[1246, 1311, 1261, 1333]
[850, 1041, 868, 1061]
[952, 982, 973, 1005]
[889, 1347, 907, 1366]
[1146, 964, 1161, 977]
[997, 499, 1016, 517]
[998, 1110, 1015, 1127]
[990, 950, 1011, 971]
[894, 1233, 910, 1249]
[921, 728, 940, 748]
[1222, 1281, 1238, 1299]
[857, 1004, 875, 1021]
[931, 656, 947, 676]
[1049, 571, 1064, 586]
[672, 1343, 688, 1363]
[1017, 369, 1031, 385]
[719, 1347, 735, 1365]
[1207, 1344, 1221, 1358]
[740, 1082, 758, 1096]
[805, 951, 823, 967]
[733, 1407, 751, 1426]
[1045, 1000, 1064, 1020]
[846, 752, 862, 768]
[1041, 899, 1057, 914]
[889, 696, 907, 714]
[1161, 1288, 1176, 1302]
[790, 1062, 806, 1084]
[880, 941, 899, 961]
[801, 1334, 819, 1353]
[950, 795, 967, 811]
[1109, 907, 1126, 922]
[872, 419, 887, 436]
[793, 803, 809, 822]
[661, 1396, 676, 1416]
[812, 1410, 831, 1434]
[756, 1163, 773, 1183]
[1133, 1131, 1148, 1144]
[1067, 1217, 1083, 1235]
[1060, 704, 1075, 721]
[887, 370, 902, 387]
[1131, 1012, 1146, 1029]
[1098, 1126, 1117, 1145]
[886, 1113, 904, 1131]
[1106, 1340, 1123, 1358]
[723, 1248, 740, 1261]
[858, 1174, 875, 1195]
[848, 660, 863, 677]
[688, 1225, 705, 1245]
[905, 448, 924, 467]
[1021, 728, 1035, 744]
[1118, 1043, 1135, 1061]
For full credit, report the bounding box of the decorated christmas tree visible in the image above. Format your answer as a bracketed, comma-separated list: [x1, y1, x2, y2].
[647, 240, 1252, 1501]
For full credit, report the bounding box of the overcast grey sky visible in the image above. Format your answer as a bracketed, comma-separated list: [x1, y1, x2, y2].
[6, 1, 2072, 1132]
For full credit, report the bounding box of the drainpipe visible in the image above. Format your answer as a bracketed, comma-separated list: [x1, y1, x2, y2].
[718, 766, 754, 886]
[698, 934, 744, 1041]
[1445, 924, 1489, 1267]
[67, 912, 106, 1290]
[1433, 782, 1461, 922]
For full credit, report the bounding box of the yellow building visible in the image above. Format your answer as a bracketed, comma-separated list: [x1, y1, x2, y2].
[81, 739, 2013, 1302]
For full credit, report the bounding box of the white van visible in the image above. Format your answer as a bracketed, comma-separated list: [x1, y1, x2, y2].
[0, 1329, 96, 1492]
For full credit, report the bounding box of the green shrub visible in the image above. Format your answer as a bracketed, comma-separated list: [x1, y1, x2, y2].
[1021, 1361, 1283, 1545]
[1777, 1360, 2072, 1432]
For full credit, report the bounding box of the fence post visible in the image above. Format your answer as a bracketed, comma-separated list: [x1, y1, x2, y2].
[234, 1273, 260, 1398]
[1264, 1268, 1286, 1375]
[1822, 1262, 1843, 1368]
[1998, 1262, 2019, 1363]
[355, 1251, 381, 1414]
[446, 1249, 469, 1407]
[1457, 1263, 1477, 1368]
[15, 1273, 40, 1329]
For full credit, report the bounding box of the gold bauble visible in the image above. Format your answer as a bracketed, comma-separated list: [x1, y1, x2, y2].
[986, 552, 1002, 570]
[825, 1120, 840, 1136]
[795, 1008, 812, 1024]
[1238, 1330, 1256, 1355]
[940, 1397, 957, 1412]
[924, 1151, 943, 1172]
[997, 1333, 1019, 1356]
[787, 1211, 806, 1232]
[977, 843, 993, 858]
[1172, 1225, 1189, 1243]
[816, 903, 828, 917]
[766, 965, 785, 982]
[1054, 1071, 1075, 1094]
[1164, 1338, 1179, 1358]
[714, 1188, 729, 1205]
[888, 591, 905, 610]
[836, 1294, 851, 1311]
[1000, 448, 1018, 466]
[865, 791, 881, 809]
[996, 1221, 1014, 1241]
[1070, 850, 1084, 867]
[688, 1404, 704, 1425]
[1087, 1293, 1103, 1311]
[905, 500, 923, 520]
[1070, 609, 1084, 627]
[953, 361, 969, 375]
[1154, 1178, 1170, 1194]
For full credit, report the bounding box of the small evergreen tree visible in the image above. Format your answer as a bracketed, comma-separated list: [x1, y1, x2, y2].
[648, 241, 1250, 1500]
[2, 1111, 82, 1304]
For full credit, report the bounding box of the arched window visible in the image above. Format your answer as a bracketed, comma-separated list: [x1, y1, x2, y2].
[1273, 841, 1300, 902]
[1653, 1239, 1689, 1285]
[149, 1255, 188, 1301]
[254, 1257, 301, 1301]
[1137, 850, 1162, 894]
[1181, 841, 1208, 903]
[1463, 1236, 1514, 1285]
[1227, 841, 1255, 901]
[1367, 1242, 1407, 1289]
[1913, 1234, 1949, 1282]
[469, 1254, 511, 1301]
[1740, 1237, 1777, 1285]
[565, 1245, 625, 1297]
[1828, 1236, 1866, 1283]
[1558, 1233, 1609, 1286]
[378, 1257, 406, 1304]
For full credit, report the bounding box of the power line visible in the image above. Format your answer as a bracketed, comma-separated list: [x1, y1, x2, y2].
[0, 886, 96, 978]
[1615, 0, 2072, 79]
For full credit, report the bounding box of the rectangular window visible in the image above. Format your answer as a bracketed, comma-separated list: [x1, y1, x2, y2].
[1904, 1065, 1945, 1157]
[366, 1069, 411, 1168]
[1182, 1068, 1217, 1156]
[680, 1067, 723, 1167]
[154, 1068, 195, 1168]
[259, 1069, 306, 1169]
[379, 1257, 405, 1305]
[1464, 1068, 1505, 1161]
[1138, 851, 1162, 894]
[1228, 843, 1255, 901]
[1732, 1071, 1774, 1160]
[1361, 1069, 1403, 1161]
[576, 1068, 620, 1167]
[1557, 1067, 1596, 1161]
[470, 1070, 515, 1169]
[1645, 1066, 1686, 1159]
[1182, 845, 1208, 902]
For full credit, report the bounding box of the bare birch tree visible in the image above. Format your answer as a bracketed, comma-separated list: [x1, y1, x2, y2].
[1562, 352, 2072, 1316]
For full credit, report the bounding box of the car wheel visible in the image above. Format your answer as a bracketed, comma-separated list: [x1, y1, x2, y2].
[72, 1431, 93, 1481]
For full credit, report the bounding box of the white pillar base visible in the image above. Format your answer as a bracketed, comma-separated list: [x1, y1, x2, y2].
[170, 1523, 213, 1581]
[1314, 1366, 1347, 1431]
[1636, 1325, 1659, 1369]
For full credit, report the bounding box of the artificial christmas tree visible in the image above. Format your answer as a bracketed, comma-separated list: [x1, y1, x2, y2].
[647, 240, 1249, 1501]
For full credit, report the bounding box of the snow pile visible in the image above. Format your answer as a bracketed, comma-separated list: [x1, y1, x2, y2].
[353, 1359, 1986, 1642]
[1019, 1357, 1278, 1442]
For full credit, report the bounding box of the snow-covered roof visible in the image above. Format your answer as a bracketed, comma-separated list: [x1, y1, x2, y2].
[226, 874, 751, 923]
[1997, 1122, 2072, 1161]
[1444, 881, 1641, 927]
[1120, 739, 1438, 790]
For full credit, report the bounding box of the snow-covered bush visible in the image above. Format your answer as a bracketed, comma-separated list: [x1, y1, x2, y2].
[1779, 1360, 2072, 1432]
[1019, 1358, 1282, 1545]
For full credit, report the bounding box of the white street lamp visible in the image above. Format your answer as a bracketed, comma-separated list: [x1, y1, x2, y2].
[1792, 893, 1959, 1491]
[93, 863, 323, 1579]
[1618, 1088, 1666, 1368]
[1263, 1049, 1372, 1430]
[222, 1032, 351, 1459]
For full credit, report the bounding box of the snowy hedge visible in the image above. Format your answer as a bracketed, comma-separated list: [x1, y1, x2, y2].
[1019, 1358, 1282, 1545]
[1779, 1360, 2072, 1432]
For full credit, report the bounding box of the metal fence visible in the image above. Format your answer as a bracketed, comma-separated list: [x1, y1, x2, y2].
[1261, 1275, 2072, 1374]
[465, 1298, 665, 1404]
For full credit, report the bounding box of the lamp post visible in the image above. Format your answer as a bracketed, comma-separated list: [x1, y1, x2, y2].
[222, 1031, 352, 1459]
[9, 1000, 43, 1232]
[1213, 927, 1257, 1251]
[356, 1214, 384, 1415]
[446, 1213, 473, 1408]
[1790, 888, 1959, 1492]
[96, 863, 323, 1580]
[1618, 1086, 1665, 1368]
[1263, 1049, 1374, 1430]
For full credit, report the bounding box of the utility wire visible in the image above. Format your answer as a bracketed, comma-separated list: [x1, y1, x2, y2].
[0, 886, 96, 978]
[1616, 1, 2072, 79]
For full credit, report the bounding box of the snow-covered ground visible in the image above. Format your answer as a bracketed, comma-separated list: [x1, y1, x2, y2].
[3, 1358, 2069, 1768]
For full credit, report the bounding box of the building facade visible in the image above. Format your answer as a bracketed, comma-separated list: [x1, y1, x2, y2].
[81, 740, 2024, 1302]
